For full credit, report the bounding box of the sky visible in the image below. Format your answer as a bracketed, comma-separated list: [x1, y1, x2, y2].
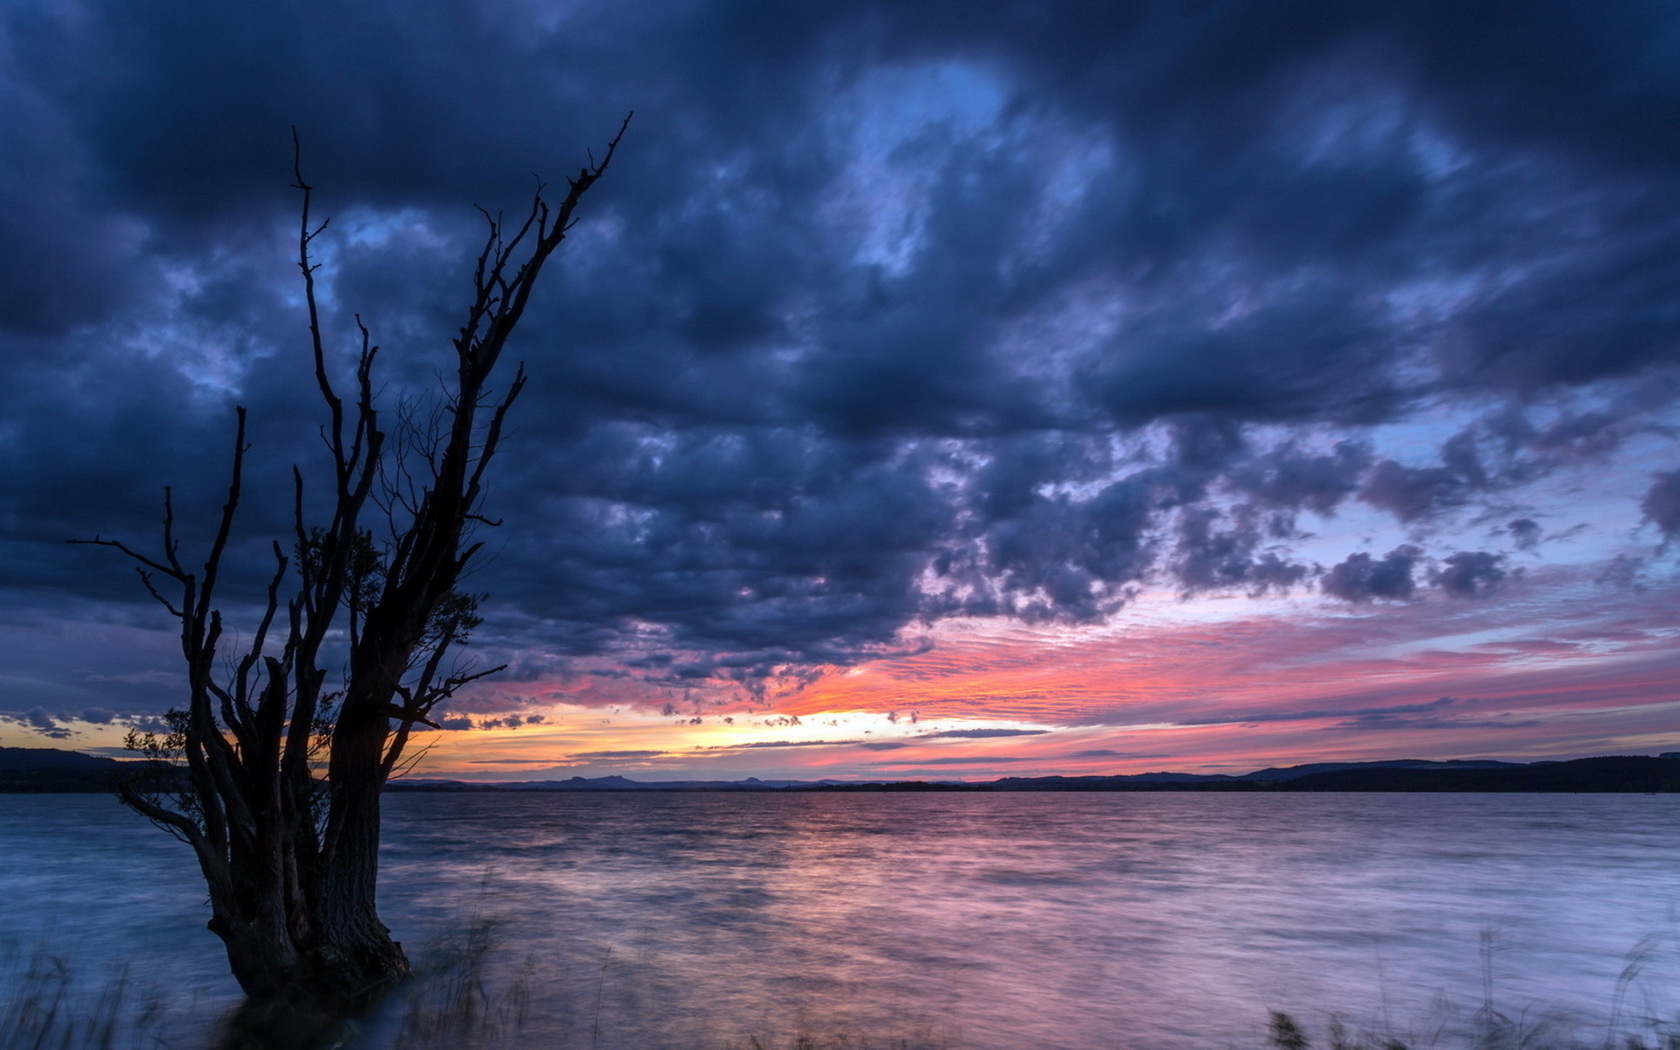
[1, 0, 1678, 781]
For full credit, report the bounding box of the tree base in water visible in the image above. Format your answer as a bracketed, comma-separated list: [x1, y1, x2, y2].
[217, 996, 363, 1050]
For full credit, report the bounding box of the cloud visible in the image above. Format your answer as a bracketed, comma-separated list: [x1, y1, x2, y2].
[869, 756, 1030, 766]
[1432, 551, 1509, 597]
[713, 738, 865, 750]
[1507, 518, 1542, 551]
[1322, 546, 1421, 603]
[73, 670, 184, 687]
[918, 728, 1050, 739]
[1327, 710, 1541, 732]
[1229, 440, 1373, 515]
[1180, 697, 1459, 727]
[1359, 432, 1491, 523]
[1643, 470, 1680, 541]
[7, 707, 76, 740]
[2, 0, 1679, 730]
[1173, 694, 1544, 735]
[1172, 506, 1309, 596]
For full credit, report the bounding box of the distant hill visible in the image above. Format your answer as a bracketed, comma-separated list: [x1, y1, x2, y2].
[1281, 755, 1680, 793]
[908, 756, 1678, 793]
[1236, 758, 1522, 782]
[0, 747, 128, 792]
[984, 759, 1528, 792]
[389, 774, 838, 792]
[391, 756, 1680, 794]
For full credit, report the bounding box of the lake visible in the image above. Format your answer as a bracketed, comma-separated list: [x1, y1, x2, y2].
[1, 792, 1677, 1049]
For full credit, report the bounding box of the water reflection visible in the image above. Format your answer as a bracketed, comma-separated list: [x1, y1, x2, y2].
[2, 792, 1677, 1048]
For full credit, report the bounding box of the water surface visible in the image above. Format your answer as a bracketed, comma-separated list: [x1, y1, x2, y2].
[2, 792, 1676, 1048]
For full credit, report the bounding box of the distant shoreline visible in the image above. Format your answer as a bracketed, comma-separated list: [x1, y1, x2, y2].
[391, 754, 1680, 794]
[4, 747, 1676, 794]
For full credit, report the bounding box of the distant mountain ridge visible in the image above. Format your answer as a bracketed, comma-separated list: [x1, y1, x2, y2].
[0, 746, 125, 793]
[0, 747, 123, 771]
[381, 754, 1680, 793]
[1235, 758, 1522, 781]
[5, 747, 1677, 793]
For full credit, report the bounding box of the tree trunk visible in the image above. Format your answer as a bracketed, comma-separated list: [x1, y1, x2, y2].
[198, 811, 407, 1008]
[314, 697, 410, 1000]
[207, 758, 411, 1006]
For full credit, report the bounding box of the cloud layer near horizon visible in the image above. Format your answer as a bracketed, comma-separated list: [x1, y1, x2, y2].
[2, 0, 1678, 768]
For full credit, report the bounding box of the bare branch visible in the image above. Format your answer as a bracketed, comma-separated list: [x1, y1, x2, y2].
[162, 486, 184, 574]
[119, 780, 207, 850]
[294, 127, 345, 468]
[135, 568, 185, 618]
[194, 406, 250, 626]
[465, 363, 528, 509]
[67, 537, 188, 582]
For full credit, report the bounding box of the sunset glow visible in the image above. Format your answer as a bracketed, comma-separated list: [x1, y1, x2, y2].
[2, 0, 1678, 781]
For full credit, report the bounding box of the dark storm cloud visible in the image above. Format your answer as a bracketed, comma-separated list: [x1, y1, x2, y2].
[483, 425, 956, 669]
[4, 708, 75, 740]
[1359, 433, 1488, 522]
[4, 0, 1680, 719]
[1322, 545, 1516, 605]
[1321, 547, 1420, 603]
[1643, 471, 1680, 541]
[1431, 551, 1509, 597]
[1171, 506, 1309, 596]
[1228, 441, 1373, 516]
[475, 714, 539, 730]
[1507, 518, 1543, 551]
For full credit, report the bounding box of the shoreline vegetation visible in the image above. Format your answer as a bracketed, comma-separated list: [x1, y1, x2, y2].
[3, 747, 1678, 794]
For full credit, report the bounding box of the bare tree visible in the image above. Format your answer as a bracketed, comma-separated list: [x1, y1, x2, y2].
[74, 117, 629, 1007]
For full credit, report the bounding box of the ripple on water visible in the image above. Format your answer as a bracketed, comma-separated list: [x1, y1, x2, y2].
[1, 792, 1677, 1049]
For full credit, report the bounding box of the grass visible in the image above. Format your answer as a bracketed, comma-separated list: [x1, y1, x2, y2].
[1264, 1007, 1680, 1050]
[0, 932, 1674, 1050]
[0, 926, 955, 1050]
[1262, 932, 1680, 1050]
[0, 952, 170, 1050]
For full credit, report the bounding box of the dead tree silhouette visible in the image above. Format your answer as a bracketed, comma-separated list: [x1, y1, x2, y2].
[74, 115, 629, 1010]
